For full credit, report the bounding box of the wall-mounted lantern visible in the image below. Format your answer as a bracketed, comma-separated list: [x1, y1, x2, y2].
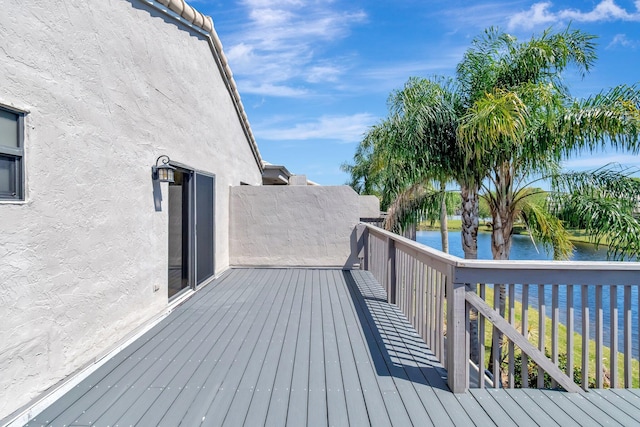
[152, 155, 176, 183]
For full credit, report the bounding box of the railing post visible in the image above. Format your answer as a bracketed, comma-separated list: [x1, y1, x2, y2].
[356, 224, 369, 271]
[447, 266, 468, 393]
[387, 237, 396, 304]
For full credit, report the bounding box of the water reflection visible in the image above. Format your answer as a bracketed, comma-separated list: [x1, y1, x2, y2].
[415, 230, 610, 261]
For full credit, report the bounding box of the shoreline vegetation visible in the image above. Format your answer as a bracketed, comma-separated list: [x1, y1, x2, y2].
[418, 219, 607, 247]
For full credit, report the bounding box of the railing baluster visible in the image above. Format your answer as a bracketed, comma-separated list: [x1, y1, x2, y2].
[426, 267, 433, 348]
[493, 284, 501, 388]
[610, 284, 618, 388]
[624, 285, 632, 388]
[417, 262, 424, 340]
[522, 284, 529, 388]
[403, 251, 408, 314]
[479, 283, 486, 389]
[566, 285, 574, 383]
[411, 253, 417, 324]
[410, 254, 415, 324]
[399, 250, 404, 313]
[438, 272, 445, 362]
[596, 285, 603, 388]
[387, 237, 396, 304]
[582, 284, 590, 391]
[508, 283, 515, 388]
[551, 284, 559, 389]
[538, 284, 545, 388]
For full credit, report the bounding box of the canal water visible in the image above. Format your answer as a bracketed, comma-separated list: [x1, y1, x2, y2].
[416, 230, 639, 358]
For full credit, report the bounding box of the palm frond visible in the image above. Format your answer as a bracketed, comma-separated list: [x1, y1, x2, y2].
[520, 198, 573, 260]
[383, 182, 442, 234]
[550, 166, 640, 260]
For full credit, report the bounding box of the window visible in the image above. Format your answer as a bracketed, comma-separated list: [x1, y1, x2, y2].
[0, 107, 24, 200]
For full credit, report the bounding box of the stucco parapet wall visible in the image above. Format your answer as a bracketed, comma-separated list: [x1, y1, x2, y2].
[150, 0, 262, 170]
[359, 195, 380, 218]
[230, 185, 361, 268]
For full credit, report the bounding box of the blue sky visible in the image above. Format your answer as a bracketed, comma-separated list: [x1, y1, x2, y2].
[196, 0, 640, 185]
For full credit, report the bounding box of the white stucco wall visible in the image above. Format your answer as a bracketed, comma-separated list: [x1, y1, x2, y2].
[230, 186, 361, 267]
[0, 0, 262, 419]
[359, 195, 381, 218]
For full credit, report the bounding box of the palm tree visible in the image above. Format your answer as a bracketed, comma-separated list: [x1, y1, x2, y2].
[344, 26, 640, 372]
[456, 27, 640, 373]
[457, 27, 640, 261]
[343, 76, 489, 362]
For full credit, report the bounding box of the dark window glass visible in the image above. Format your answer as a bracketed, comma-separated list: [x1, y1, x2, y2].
[0, 107, 22, 200]
[0, 109, 18, 148]
[195, 173, 215, 285]
[0, 155, 16, 196]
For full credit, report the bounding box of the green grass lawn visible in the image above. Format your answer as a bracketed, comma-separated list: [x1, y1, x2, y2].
[418, 219, 493, 233]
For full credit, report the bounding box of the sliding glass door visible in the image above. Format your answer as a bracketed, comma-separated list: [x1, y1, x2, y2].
[167, 167, 215, 299]
[195, 172, 215, 286]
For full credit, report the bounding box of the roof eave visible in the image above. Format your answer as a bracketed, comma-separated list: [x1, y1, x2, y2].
[147, 0, 264, 172]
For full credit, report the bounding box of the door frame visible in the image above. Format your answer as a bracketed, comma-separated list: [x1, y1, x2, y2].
[168, 161, 216, 299]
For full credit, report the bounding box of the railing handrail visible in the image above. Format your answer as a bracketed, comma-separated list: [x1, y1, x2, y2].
[362, 223, 640, 283]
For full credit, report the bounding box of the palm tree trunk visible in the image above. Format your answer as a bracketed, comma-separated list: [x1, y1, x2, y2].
[461, 182, 480, 364]
[488, 163, 514, 379]
[461, 183, 479, 259]
[440, 181, 449, 254]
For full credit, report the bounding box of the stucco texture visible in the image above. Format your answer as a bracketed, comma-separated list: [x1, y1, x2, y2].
[0, 0, 261, 418]
[230, 186, 361, 267]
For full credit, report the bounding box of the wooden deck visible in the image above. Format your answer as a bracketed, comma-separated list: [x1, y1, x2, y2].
[25, 268, 640, 426]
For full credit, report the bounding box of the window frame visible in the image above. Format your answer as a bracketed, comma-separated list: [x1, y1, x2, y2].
[0, 105, 25, 201]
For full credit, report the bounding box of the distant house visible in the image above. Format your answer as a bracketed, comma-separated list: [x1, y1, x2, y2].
[0, 0, 264, 419]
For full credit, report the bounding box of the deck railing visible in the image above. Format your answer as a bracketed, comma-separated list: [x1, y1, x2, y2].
[357, 223, 640, 393]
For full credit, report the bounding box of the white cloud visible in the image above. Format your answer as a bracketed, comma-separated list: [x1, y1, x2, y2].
[508, 1, 640, 30]
[220, 1, 366, 97]
[362, 55, 463, 81]
[306, 65, 343, 83]
[607, 33, 640, 49]
[440, 2, 524, 30]
[235, 81, 309, 97]
[255, 113, 377, 143]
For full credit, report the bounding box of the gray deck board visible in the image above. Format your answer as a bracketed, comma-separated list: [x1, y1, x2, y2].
[346, 271, 414, 426]
[165, 269, 288, 426]
[581, 390, 640, 426]
[468, 389, 520, 427]
[609, 388, 640, 410]
[222, 269, 300, 426]
[540, 389, 623, 426]
[307, 270, 329, 427]
[519, 389, 582, 427]
[502, 389, 560, 426]
[328, 269, 371, 426]
[201, 269, 294, 427]
[592, 389, 640, 419]
[334, 271, 392, 427]
[322, 270, 349, 427]
[285, 269, 313, 426]
[480, 388, 539, 427]
[25, 268, 640, 427]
